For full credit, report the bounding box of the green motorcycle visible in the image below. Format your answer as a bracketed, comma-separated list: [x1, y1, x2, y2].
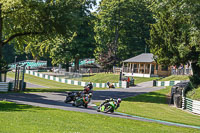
[72, 93, 92, 108]
[97, 101, 118, 113]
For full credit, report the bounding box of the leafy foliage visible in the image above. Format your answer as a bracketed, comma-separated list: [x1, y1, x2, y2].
[94, 0, 155, 67]
[148, 0, 200, 86]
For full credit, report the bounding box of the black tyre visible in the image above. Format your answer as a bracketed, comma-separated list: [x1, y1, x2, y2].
[84, 104, 88, 108]
[103, 103, 113, 113]
[64, 97, 72, 103]
[174, 94, 182, 108]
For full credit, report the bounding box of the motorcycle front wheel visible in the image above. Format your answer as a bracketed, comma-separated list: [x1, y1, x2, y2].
[103, 103, 113, 113]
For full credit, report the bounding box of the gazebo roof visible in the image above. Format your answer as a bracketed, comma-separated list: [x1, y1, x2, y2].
[123, 53, 154, 63]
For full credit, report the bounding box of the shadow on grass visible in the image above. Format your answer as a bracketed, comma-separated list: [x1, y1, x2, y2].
[0, 101, 49, 112]
[0, 92, 97, 112]
[123, 91, 168, 104]
[82, 74, 95, 77]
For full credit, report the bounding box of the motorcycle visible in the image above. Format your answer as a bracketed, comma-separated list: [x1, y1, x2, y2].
[72, 93, 92, 108]
[64, 91, 81, 103]
[64, 83, 93, 104]
[97, 101, 119, 113]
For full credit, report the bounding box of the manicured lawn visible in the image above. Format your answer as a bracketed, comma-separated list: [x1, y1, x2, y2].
[0, 101, 198, 133]
[117, 87, 200, 127]
[159, 75, 189, 81]
[79, 73, 159, 84]
[187, 87, 200, 100]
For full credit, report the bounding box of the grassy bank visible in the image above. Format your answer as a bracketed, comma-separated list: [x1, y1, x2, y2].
[159, 75, 189, 81]
[117, 87, 200, 126]
[0, 101, 198, 133]
[80, 73, 159, 84]
[186, 87, 200, 101]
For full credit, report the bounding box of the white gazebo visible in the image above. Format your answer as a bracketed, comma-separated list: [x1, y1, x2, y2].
[122, 53, 171, 77]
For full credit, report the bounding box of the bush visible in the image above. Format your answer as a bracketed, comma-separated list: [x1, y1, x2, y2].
[189, 74, 200, 88]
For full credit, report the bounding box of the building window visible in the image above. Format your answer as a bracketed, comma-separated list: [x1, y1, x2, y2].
[156, 64, 158, 70]
[161, 65, 168, 71]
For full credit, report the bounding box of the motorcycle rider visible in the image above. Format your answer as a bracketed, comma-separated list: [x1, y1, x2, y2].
[83, 82, 93, 94]
[99, 98, 121, 109]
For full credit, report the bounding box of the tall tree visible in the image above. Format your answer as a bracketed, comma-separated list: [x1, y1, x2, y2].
[148, 0, 200, 87]
[27, 0, 97, 72]
[94, 0, 154, 69]
[0, 0, 83, 70]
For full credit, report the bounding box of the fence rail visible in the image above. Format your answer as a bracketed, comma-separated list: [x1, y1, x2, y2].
[171, 69, 192, 75]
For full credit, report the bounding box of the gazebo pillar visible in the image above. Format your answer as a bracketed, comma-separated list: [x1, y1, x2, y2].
[144, 64, 146, 74]
[149, 64, 152, 75]
[138, 63, 140, 73]
[129, 63, 132, 73]
[132, 63, 134, 74]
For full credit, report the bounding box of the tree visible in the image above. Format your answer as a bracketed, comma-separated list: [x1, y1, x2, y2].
[148, 0, 200, 87]
[0, 0, 83, 72]
[26, 0, 97, 72]
[94, 0, 154, 68]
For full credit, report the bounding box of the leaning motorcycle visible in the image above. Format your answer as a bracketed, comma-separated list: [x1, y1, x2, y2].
[97, 101, 118, 113]
[72, 93, 92, 108]
[64, 91, 81, 103]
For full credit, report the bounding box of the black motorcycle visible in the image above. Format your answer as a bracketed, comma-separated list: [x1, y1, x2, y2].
[64, 91, 81, 103]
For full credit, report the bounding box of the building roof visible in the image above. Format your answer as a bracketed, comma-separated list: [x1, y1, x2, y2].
[123, 53, 154, 63]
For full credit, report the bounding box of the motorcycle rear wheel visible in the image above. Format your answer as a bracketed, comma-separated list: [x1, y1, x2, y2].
[64, 97, 72, 103]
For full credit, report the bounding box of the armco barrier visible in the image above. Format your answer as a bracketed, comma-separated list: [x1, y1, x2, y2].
[154, 80, 189, 87]
[0, 82, 9, 92]
[25, 70, 122, 88]
[182, 97, 200, 115]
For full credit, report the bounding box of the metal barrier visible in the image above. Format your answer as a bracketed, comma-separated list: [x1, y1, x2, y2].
[182, 97, 200, 115]
[0, 82, 13, 92]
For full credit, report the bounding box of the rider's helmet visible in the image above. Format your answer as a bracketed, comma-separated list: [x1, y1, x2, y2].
[88, 93, 92, 98]
[117, 98, 122, 104]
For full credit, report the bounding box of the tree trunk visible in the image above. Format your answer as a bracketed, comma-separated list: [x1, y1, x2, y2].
[75, 57, 79, 72]
[190, 62, 200, 87]
[0, 4, 3, 60]
[65, 61, 69, 72]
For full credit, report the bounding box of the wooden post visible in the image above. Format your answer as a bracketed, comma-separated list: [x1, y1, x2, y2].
[144, 64, 146, 74]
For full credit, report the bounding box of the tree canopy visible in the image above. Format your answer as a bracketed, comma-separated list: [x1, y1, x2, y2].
[148, 0, 200, 86]
[94, 0, 154, 69]
[0, 0, 84, 66]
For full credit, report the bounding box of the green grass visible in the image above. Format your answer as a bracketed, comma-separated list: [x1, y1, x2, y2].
[159, 75, 189, 81]
[0, 101, 199, 133]
[117, 87, 200, 127]
[79, 73, 159, 84]
[187, 87, 200, 100]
